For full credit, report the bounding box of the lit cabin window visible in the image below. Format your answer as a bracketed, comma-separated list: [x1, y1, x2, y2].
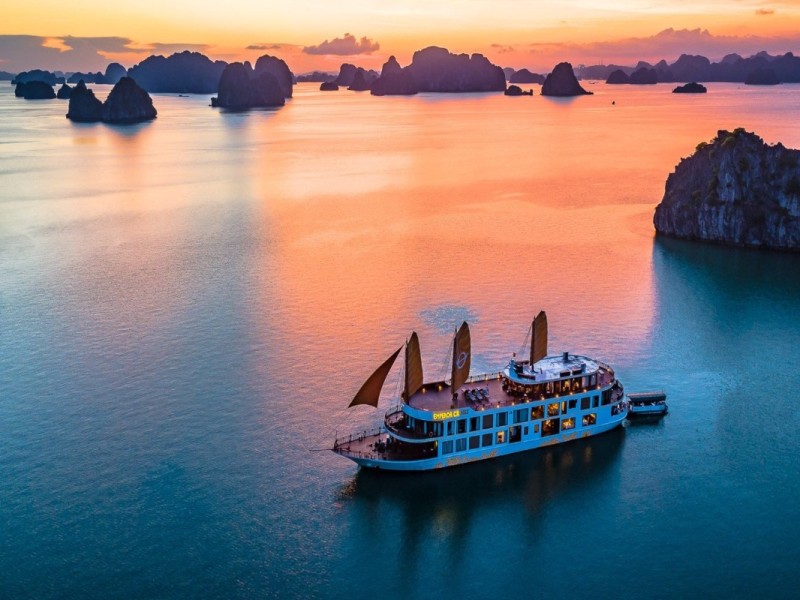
[496, 430, 506, 444]
[542, 419, 559, 436]
[531, 405, 544, 420]
[547, 402, 560, 417]
[582, 413, 597, 426]
[561, 418, 576, 431]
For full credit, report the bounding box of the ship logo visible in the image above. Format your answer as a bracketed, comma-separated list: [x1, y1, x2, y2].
[456, 351, 469, 369]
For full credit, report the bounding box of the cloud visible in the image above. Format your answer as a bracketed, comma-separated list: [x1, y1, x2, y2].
[0, 35, 212, 72]
[491, 44, 515, 54]
[303, 33, 379, 55]
[755, 8, 775, 15]
[246, 43, 284, 51]
[525, 28, 800, 69]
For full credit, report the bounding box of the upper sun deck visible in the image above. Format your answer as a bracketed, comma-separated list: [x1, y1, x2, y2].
[504, 352, 601, 384]
[406, 353, 615, 414]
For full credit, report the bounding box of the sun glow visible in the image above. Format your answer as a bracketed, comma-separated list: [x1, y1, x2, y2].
[2, 0, 800, 72]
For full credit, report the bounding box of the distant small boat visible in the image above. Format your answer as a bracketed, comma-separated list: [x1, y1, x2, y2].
[626, 391, 668, 417]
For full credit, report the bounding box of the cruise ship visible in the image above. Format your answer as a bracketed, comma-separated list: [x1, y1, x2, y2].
[333, 312, 627, 471]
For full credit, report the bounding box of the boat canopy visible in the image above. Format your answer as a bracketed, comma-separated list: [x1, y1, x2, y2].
[531, 310, 548, 365]
[349, 346, 402, 408]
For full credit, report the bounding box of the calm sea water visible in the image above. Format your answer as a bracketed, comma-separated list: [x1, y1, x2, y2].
[1, 82, 799, 599]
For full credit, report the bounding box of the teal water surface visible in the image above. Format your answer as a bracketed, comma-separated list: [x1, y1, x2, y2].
[1, 83, 799, 599]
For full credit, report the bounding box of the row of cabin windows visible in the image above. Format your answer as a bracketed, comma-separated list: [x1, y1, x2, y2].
[505, 374, 599, 398]
[439, 413, 600, 454]
[438, 394, 606, 436]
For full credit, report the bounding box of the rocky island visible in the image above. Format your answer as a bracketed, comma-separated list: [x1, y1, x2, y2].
[67, 78, 157, 123]
[14, 81, 56, 99]
[673, 82, 707, 93]
[541, 62, 592, 96]
[653, 129, 800, 250]
[211, 62, 285, 109]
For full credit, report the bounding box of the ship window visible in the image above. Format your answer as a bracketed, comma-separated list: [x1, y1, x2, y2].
[482, 414, 493, 429]
[482, 433, 493, 447]
[456, 438, 467, 452]
[593, 395, 599, 408]
[547, 402, 560, 417]
[496, 430, 506, 443]
[602, 390, 611, 406]
[582, 413, 597, 426]
[561, 418, 575, 431]
[457, 419, 467, 434]
[581, 397, 590, 410]
[497, 412, 508, 427]
[531, 405, 544, 420]
[542, 419, 559, 437]
[561, 401, 567, 414]
[524, 426, 529, 436]
[447, 421, 454, 436]
[534, 423, 540, 433]
[514, 408, 529, 424]
[469, 436, 480, 450]
[561, 380, 570, 393]
[470, 417, 480, 432]
[509, 426, 521, 443]
[442, 441, 453, 455]
[568, 400, 577, 410]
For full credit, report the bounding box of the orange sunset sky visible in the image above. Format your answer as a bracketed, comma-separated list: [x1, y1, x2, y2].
[2, 0, 800, 73]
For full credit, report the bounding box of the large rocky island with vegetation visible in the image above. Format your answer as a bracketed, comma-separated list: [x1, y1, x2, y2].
[654, 129, 800, 250]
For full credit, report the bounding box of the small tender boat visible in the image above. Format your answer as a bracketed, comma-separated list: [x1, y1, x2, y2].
[626, 391, 668, 417]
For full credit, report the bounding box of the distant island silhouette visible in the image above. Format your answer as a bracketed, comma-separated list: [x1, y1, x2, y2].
[211, 61, 286, 109]
[369, 46, 505, 95]
[588, 51, 800, 84]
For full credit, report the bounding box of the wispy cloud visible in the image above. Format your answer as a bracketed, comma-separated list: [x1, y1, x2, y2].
[303, 33, 379, 56]
[755, 8, 775, 15]
[246, 43, 284, 51]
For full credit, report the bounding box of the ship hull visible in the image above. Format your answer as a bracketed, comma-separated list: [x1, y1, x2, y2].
[336, 413, 626, 471]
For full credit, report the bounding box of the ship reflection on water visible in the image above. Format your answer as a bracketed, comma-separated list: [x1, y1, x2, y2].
[336, 429, 624, 584]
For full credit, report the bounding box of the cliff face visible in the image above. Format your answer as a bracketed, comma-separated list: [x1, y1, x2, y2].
[654, 129, 800, 250]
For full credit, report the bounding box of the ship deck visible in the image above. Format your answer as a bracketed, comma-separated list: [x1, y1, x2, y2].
[408, 377, 508, 412]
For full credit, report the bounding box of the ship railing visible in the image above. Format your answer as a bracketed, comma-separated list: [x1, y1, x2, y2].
[333, 427, 384, 451]
[383, 406, 437, 440]
[465, 372, 503, 384]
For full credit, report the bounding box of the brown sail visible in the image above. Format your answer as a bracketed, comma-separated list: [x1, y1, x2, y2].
[404, 332, 424, 401]
[349, 346, 402, 408]
[451, 321, 471, 393]
[531, 310, 548, 364]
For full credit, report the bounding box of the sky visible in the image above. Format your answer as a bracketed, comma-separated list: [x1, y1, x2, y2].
[2, 0, 800, 73]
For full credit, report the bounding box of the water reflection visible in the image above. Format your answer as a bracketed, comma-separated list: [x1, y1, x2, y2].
[337, 429, 624, 590]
